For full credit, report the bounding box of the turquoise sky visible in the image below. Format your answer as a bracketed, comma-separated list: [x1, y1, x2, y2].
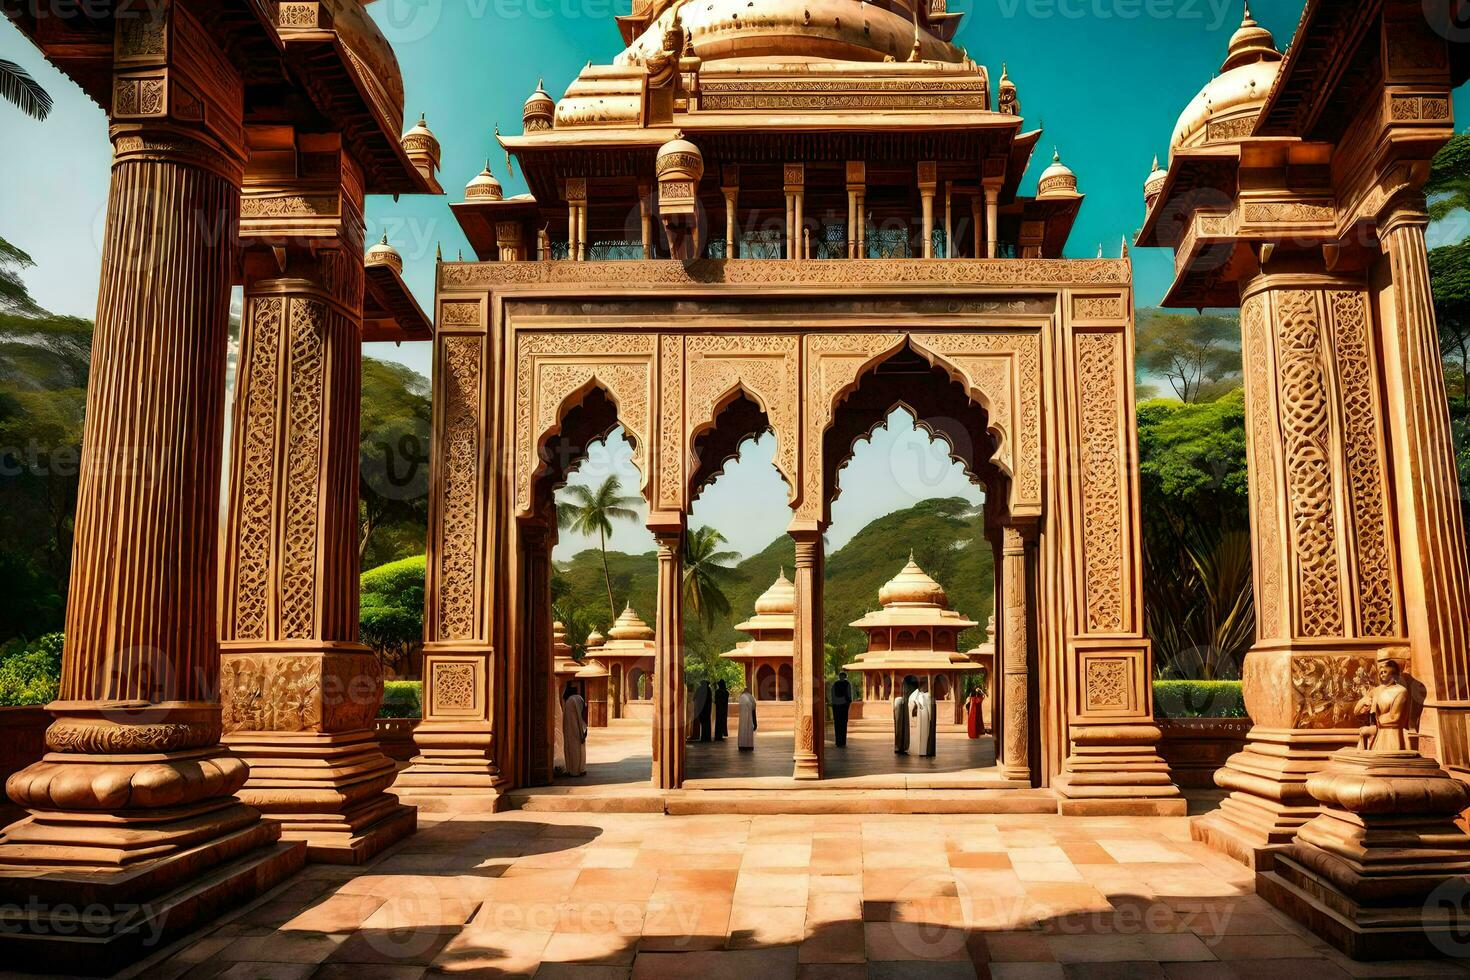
[3, 1, 1464, 562]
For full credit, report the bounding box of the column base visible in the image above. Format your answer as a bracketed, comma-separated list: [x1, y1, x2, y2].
[1192, 726, 1356, 869]
[393, 723, 508, 813]
[792, 752, 821, 780]
[1054, 724, 1186, 816]
[0, 803, 304, 975]
[225, 729, 416, 864]
[1255, 749, 1470, 960]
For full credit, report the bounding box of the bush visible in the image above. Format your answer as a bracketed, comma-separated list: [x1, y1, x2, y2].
[380, 680, 422, 718]
[360, 555, 425, 677]
[0, 632, 63, 706]
[1152, 679, 1245, 719]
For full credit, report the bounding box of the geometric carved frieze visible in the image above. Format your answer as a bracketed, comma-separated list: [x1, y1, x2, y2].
[1070, 641, 1146, 720]
[515, 332, 655, 515]
[429, 658, 482, 717]
[685, 334, 800, 500]
[1242, 293, 1285, 640]
[437, 335, 484, 642]
[659, 335, 684, 510]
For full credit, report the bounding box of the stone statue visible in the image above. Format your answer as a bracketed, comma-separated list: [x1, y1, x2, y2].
[1353, 651, 1411, 752]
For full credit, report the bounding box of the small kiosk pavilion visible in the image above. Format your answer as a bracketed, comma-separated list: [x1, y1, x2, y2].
[721, 570, 796, 702]
[593, 605, 658, 720]
[844, 556, 982, 725]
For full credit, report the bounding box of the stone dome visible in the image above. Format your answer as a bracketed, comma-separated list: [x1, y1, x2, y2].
[1143, 154, 1168, 208]
[608, 604, 654, 641]
[753, 569, 796, 616]
[1170, 3, 1282, 155]
[878, 554, 948, 608]
[523, 80, 555, 132]
[617, 0, 964, 67]
[1036, 149, 1078, 198]
[365, 233, 402, 274]
[401, 112, 440, 169]
[585, 627, 606, 649]
[465, 162, 504, 201]
[329, 0, 407, 136]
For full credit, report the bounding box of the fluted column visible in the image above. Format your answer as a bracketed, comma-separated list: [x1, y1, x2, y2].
[918, 162, 936, 259]
[985, 184, 1000, 258]
[639, 182, 653, 259]
[1379, 204, 1470, 773]
[998, 525, 1030, 781]
[653, 530, 685, 789]
[791, 524, 825, 779]
[0, 14, 303, 962]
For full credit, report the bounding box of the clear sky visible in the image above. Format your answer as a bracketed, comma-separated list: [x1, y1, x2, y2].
[2, 1, 1463, 560]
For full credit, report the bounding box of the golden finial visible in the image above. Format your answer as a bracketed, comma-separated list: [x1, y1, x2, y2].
[435, 241, 443, 263]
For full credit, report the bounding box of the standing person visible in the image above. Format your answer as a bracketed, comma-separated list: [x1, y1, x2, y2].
[554, 682, 567, 773]
[911, 683, 936, 758]
[562, 682, 588, 777]
[694, 679, 713, 742]
[738, 688, 758, 750]
[966, 688, 984, 739]
[713, 679, 730, 740]
[830, 671, 853, 747]
[893, 676, 916, 754]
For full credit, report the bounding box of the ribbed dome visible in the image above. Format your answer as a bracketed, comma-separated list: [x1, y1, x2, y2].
[365, 233, 402, 274]
[401, 112, 440, 168]
[585, 628, 606, 649]
[1170, 3, 1281, 155]
[523, 79, 555, 132]
[878, 554, 948, 608]
[465, 162, 504, 201]
[608, 604, 654, 641]
[1143, 154, 1168, 207]
[753, 569, 796, 616]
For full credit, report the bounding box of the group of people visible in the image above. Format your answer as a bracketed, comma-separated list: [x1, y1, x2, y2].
[893, 675, 937, 757]
[685, 679, 762, 751]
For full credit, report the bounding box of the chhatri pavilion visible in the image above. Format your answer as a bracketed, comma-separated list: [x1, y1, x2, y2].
[720, 569, 796, 703]
[6, 0, 1470, 968]
[844, 555, 982, 724]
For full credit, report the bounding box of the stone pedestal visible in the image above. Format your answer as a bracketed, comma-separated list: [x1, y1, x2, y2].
[1056, 723, 1186, 816]
[1257, 748, 1470, 959]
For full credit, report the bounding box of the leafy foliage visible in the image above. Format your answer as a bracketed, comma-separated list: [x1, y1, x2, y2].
[681, 525, 740, 632]
[0, 60, 51, 123]
[1427, 131, 1470, 224]
[0, 631, 62, 706]
[359, 358, 432, 570]
[1152, 680, 1245, 718]
[558, 476, 643, 620]
[380, 680, 422, 718]
[359, 555, 425, 677]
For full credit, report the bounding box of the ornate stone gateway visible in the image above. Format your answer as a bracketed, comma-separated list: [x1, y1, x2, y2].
[400, 257, 1179, 814]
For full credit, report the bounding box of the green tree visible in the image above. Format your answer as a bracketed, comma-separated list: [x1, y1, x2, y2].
[359, 358, 432, 568]
[1427, 131, 1470, 223]
[681, 524, 739, 632]
[0, 60, 51, 123]
[359, 555, 425, 677]
[1427, 132, 1470, 533]
[0, 631, 62, 706]
[1135, 309, 1242, 403]
[557, 476, 642, 619]
[0, 236, 43, 316]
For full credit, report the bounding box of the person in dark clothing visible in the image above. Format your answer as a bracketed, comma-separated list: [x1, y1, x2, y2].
[688, 681, 709, 742]
[713, 680, 730, 739]
[695, 679, 714, 742]
[830, 671, 852, 747]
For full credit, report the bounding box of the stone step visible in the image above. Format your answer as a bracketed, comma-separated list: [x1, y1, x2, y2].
[666, 789, 1058, 816]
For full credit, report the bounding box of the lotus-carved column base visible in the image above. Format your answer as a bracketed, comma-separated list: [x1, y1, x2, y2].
[221, 646, 414, 863]
[394, 724, 508, 813]
[224, 730, 415, 864]
[0, 703, 304, 975]
[1055, 724, 1186, 816]
[1256, 749, 1470, 959]
[1194, 644, 1376, 869]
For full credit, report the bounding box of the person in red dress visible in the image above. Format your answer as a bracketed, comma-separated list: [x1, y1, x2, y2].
[966, 689, 984, 739]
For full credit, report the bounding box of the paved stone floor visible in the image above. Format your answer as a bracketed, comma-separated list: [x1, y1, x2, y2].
[131, 806, 1468, 980]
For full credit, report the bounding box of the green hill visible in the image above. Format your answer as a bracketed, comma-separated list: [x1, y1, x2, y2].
[552, 496, 994, 680]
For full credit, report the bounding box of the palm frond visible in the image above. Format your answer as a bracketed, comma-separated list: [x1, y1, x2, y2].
[0, 60, 52, 121]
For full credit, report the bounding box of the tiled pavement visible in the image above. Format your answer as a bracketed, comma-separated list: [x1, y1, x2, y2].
[129, 807, 1470, 980]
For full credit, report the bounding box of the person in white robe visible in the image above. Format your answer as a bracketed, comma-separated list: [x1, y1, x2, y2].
[910, 687, 936, 758]
[553, 689, 566, 773]
[738, 689, 758, 750]
[561, 683, 588, 777]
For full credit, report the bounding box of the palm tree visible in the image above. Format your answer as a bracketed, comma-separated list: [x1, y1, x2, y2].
[0, 60, 52, 121]
[682, 525, 740, 632]
[558, 475, 641, 619]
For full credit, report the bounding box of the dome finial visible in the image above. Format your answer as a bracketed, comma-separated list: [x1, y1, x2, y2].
[380, 232, 389, 246]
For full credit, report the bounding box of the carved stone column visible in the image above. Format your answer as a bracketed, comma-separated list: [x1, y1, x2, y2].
[984, 184, 1000, 258]
[221, 136, 414, 863]
[639, 182, 654, 259]
[0, 11, 303, 966]
[1377, 203, 1470, 773]
[791, 523, 825, 780]
[785, 163, 804, 260]
[1194, 272, 1403, 867]
[522, 521, 555, 786]
[721, 165, 738, 257]
[998, 525, 1030, 781]
[918, 161, 937, 259]
[846, 162, 864, 258]
[652, 527, 686, 789]
[496, 220, 526, 261]
[566, 177, 586, 261]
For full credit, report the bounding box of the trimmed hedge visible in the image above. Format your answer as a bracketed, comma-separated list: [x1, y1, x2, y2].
[0, 633, 63, 707]
[1152, 680, 1246, 719]
[380, 680, 423, 719]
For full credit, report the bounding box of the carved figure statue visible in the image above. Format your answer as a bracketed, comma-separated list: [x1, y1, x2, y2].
[1353, 651, 1411, 752]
